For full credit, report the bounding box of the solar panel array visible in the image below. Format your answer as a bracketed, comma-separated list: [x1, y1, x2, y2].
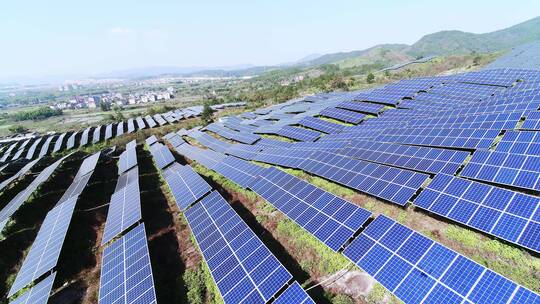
[250, 167, 372, 251]
[163, 163, 211, 210]
[10, 272, 56, 304]
[8, 196, 78, 296]
[343, 215, 540, 304]
[185, 191, 293, 303]
[273, 282, 315, 304]
[319, 107, 366, 124]
[414, 174, 540, 253]
[298, 116, 345, 134]
[118, 144, 137, 174]
[212, 156, 266, 189]
[0, 157, 40, 191]
[149, 143, 175, 169]
[495, 130, 540, 155]
[99, 223, 157, 304]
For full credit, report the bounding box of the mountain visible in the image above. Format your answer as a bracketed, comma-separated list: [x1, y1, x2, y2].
[405, 16, 540, 57]
[99, 64, 255, 79]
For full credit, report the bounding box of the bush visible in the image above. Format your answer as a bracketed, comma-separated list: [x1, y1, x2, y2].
[8, 125, 28, 134]
[10, 107, 62, 121]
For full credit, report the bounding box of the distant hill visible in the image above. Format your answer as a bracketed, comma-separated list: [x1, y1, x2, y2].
[405, 16, 540, 57]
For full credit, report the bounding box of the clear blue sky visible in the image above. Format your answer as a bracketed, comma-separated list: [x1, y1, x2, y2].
[1, 0, 539, 78]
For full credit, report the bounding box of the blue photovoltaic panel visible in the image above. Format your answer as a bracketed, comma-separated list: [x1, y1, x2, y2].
[115, 166, 139, 192]
[149, 143, 175, 169]
[52, 133, 66, 153]
[92, 125, 102, 144]
[38, 135, 54, 158]
[319, 107, 366, 124]
[495, 131, 540, 156]
[273, 282, 315, 304]
[224, 143, 262, 160]
[125, 140, 137, 151]
[164, 133, 185, 148]
[343, 215, 540, 304]
[101, 180, 142, 245]
[408, 112, 522, 130]
[25, 137, 42, 160]
[144, 115, 157, 128]
[163, 163, 211, 210]
[252, 148, 313, 169]
[116, 122, 124, 136]
[378, 128, 500, 150]
[212, 156, 266, 189]
[145, 135, 158, 146]
[174, 143, 226, 170]
[522, 111, 540, 130]
[460, 150, 540, 191]
[337, 101, 385, 114]
[66, 132, 77, 149]
[0, 158, 40, 191]
[298, 116, 344, 134]
[185, 191, 292, 303]
[136, 116, 146, 130]
[254, 138, 293, 149]
[250, 167, 372, 251]
[99, 224, 157, 304]
[75, 151, 101, 180]
[10, 272, 56, 304]
[302, 151, 429, 206]
[118, 146, 137, 175]
[205, 123, 261, 144]
[127, 118, 135, 133]
[153, 114, 167, 126]
[104, 124, 113, 140]
[8, 197, 78, 297]
[414, 174, 540, 253]
[190, 131, 231, 153]
[80, 128, 91, 147]
[277, 126, 321, 142]
[338, 140, 470, 175]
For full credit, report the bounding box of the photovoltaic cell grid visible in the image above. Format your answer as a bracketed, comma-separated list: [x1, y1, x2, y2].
[116, 122, 124, 136]
[165, 133, 185, 148]
[66, 132, 77, 149]
[10, 272, 56, 304]
[102, 179, 142, 245]
[298, 116, 344, 134]
[302, 151, 429, 206]
[99, 224, 157, 304]
[118, 147, 138, 175]
[25, 137, 42, 159]
[224, 143, 261, 160]
[460, 150, 540, 191]
[153, 114, 167, 126]
[205, 123, 260, 144]
[163, 163, 211, 210]
[8, 197, 78, 297]
[149, 143, 175, 169]
[495, 131, 540, 156]
[343, 215, 540, 304]
[115, 166, 139, 193]
[174, 143, 226, 170]
[338, 140, 470, 175]
[0, 157, 40, 191]
[145, 135, 158, 146]
[408, 112, 523, 130]
[127, 118, 135, 133]
[252, 148, 313, 169]
[38, 135, 54, 158]
[521, 111, 540, 130]
[93, 125, 102, 143]
[378, 128, 501, 150]
[185, 191, 293, 303]
[191, 131, 231, 153]
[144, 115, 157, 128]
[105, 124, 113, 140]
[250, 167, 372, 251]
[52, 133, 66, 153]
[212, 156, 266, 189]
[75, 151, 101, 180]
[337, 101, 385, 114]
[414, 174, 540, 253]
[273, 282, 315, 304]
[319, 107, 366, 124]
[125, 139, 137, 151]
[136, 116, 146, 130]
[275, 126, 321, 142]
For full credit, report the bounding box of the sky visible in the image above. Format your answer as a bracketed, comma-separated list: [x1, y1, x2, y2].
[1, 0, 539, 79]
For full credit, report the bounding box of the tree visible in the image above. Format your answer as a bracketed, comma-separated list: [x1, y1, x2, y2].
[366, 72, 375, 84]
[201, 102, 214, 125]
[100, 102, 111, 111]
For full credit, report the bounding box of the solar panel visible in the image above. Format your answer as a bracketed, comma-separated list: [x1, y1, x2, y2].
[212, 156, 266, 189]
[8, 197, 78, 296]
[0, 142, 17, 162]
[250, 167, 372, 251]
[495, 131, 540, 155]
[0, 155, 69, 231]
[57, 171, 93, 205]
[338, 140, 470, 175]
[224, 143, 262, 160]
[25, 137, 42, 159]
[277, 126, 321, 142]
[175, 144, 226, 170]
[302, 151, 429, 206]
[252, 147, 313, 169]
[185, 191, 292, 303]
[38, 136, 55, 158]
[104, 124, 113, 140]
[93, 125, 102, 143]
[414, 174, 540, 253]
[136, 116, 146, 129]
[378, 128, 500, 150]
[149, 143, 175, 169]
[343, 215, 540, 304]
[145, 135, 158, 146]
[127, 118, 135, 133]
[80, 127, 91, 147]
[75, 151, 101, 180]
[116, 122, 124, 136]
[319, 107, 366, 124]
[125, 139, 137, 151]
[408, 112, 522, 130]
[118, 147, 137, 175]
[297, 116, 345, 134]
[205, 123, 260, 144]
[144, 115, 157, 128]
[460, 150, 540, 191]
[10, 272, 56, 304]
[190, 131, 231, 153]
[99, 223, 157, 304]
[254, 138, 293, 149]
[66, 132, 77, 150]
[337, 101, 385, 114]
[115, 166, 139, 192]
[164, 133, 185, 148]
[153, 114, 167, 126]
[163, 163, 211, 210]
[273, 282, 315, 304]
[101, 179, 141, 245]
[0, 157, 40, 191]
[521, 111, 540, 130]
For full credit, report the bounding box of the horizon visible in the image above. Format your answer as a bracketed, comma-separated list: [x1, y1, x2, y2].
[1, 0, 540, 80]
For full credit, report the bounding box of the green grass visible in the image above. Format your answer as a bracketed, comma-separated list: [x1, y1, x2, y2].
[260, 134, 295, 142]
[317, 116, 353, 126]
